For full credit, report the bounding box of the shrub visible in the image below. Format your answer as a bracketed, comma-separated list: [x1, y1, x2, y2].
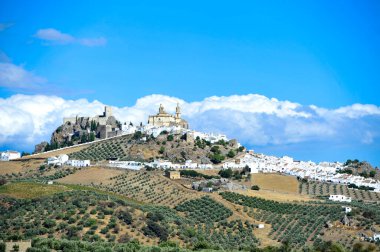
[251, 185, 260, 191]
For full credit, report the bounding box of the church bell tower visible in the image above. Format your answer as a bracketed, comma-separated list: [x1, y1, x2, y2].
[175, 103, 181, 119]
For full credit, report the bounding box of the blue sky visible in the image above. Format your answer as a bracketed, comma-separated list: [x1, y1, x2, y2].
[0, 1, 380, 166]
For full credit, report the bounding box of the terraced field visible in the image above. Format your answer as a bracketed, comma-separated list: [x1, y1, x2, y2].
[96, 170, 199, 206]
[299, 181, 380, 201]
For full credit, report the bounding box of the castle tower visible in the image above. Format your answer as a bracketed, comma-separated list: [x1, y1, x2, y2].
[104, 106, 112, 117]
[175, 103, 181, 119]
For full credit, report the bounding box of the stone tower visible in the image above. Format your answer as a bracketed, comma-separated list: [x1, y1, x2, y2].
[158, 104, 165, 114]
[175, 103, 181, 119]
[104, 106, 112, 117]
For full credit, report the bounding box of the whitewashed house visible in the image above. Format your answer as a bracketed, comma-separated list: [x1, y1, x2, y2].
[329, 195, 352, 203]
[198, 164, 213, 169]
[0, 151, 21, 161]
[67, 159, 90, 167]
[47, 154, 69, 166]
[342, 206, 352, 213]
[108, 160, 144, 170]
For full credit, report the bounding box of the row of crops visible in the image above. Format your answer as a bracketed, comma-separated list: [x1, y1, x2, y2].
[0, 188, 261, 250]
[175, 196, 259, 249]
[69, 137, 130, 161]
[96, 171, 196, 206]
[299, 181, 380, 202]
[175, 196, 233, 223]
[220, 192, 344, 248]
[0, 167, 78, 183]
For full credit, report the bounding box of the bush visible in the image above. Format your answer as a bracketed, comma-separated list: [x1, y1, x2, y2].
[167, 135, 174, 141]
[251, 185, 260, 191]
[219, 168, 233, 178]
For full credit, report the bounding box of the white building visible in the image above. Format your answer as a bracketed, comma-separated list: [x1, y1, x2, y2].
[342, 206, 352, 213]
[329, 195, 352, 203]
[66, 159, 90, 167]
[47, 154, 69, 166]
[108, 161, 144, 170]
[0, 151, 21, 161]
[258, 224, 265, 229]
[374, 233, 380, 241]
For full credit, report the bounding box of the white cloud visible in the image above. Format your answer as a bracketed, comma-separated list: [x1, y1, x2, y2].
[1, 94, 380, 153]
[34, 28, 107, 47]
[0, 62, 47, 89]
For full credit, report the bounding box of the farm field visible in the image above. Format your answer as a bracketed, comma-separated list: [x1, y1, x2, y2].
[96, 170, 200, 207]
[220, 191, 344, 248]
[299, 181, 380, 202]
[0, 182, 69, 198]
[0, 158, 44, 175]
[57, 167, 124, 185]
[0, 183, 261, 250]
[236, 189, 314, 202]
[250, 173, 299, 194]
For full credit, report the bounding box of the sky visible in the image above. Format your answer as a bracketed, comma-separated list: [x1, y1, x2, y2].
[0, 1, 379, 166]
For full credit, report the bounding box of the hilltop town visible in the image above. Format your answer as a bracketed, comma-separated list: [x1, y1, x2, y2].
[1, 103, 380, 251]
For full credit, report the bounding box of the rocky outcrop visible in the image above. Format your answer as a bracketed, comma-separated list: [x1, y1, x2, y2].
[34, 141, 48, 153]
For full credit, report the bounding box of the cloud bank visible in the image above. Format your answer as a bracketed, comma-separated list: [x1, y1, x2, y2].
[1, 94, 379, 158]
[34, 28, 107, 47]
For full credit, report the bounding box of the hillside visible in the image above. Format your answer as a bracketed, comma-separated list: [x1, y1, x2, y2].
[68, 131, 243, 164]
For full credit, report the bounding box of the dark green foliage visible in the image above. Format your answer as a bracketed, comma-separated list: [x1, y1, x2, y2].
[179, 170, 219, 179]
[158, 146, 165, 154]
[227, 149, 236, 158]
[369, 170, 376, 178]
[218, 168, 233, 178]
[220, 192, 344, 247]
[0, 178, 6, 186]
[166, 135, 174, 141]
[175, 196, 232, 223]
[251, 185, 260, 191]
[133, 131, 142, 140]
[117, 210, 133, 225]
[142, 220, 168, 241]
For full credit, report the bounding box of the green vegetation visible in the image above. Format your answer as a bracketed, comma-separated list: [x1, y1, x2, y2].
[220, 192, 343, 248]
[70, 137, 127, 161]
[0, 182, 69, 198]
[218, 168, 233, 178]
[175, 196, 232, 223]
[251, 185, 260, 191]
[0, 187, 257, 250]
[299, 181, 380, 201]
[179, 170, 219, 179]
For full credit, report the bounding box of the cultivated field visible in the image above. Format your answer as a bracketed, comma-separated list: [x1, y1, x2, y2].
[57, 167, 125, 185]
[250, 173, 299, 194]
[97, 170, 200, 207]
[299, 181, 380, 202]
[0, 182, 69, 198]
[236, 189, 314, 202]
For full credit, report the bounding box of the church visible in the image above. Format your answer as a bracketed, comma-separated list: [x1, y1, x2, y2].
[148, 104, 189, 129]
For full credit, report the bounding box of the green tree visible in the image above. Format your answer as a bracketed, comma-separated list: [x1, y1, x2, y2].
[167, 135, 174, 141]
[227, 149, 236, 158]
[159, 146, 165, 154]
[251, 185, 260, 191]
[219, 168, 233, 178]
[89, 132, 95, 142]
[369, 170, 376, 178]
